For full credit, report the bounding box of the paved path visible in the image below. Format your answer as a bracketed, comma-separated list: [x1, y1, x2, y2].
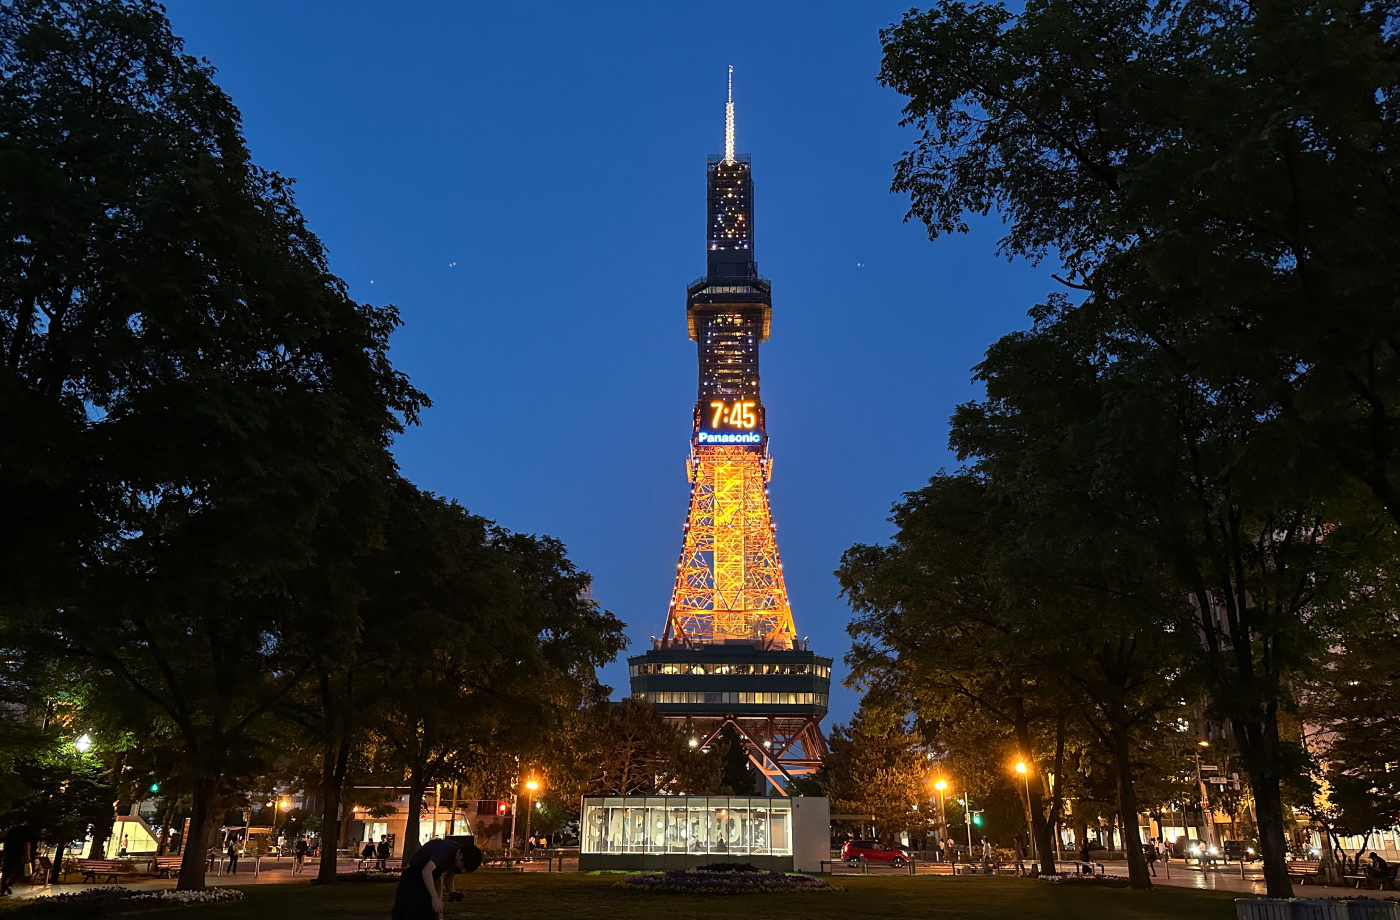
[827, 858, 1400, 900]
[0, 857, 336, 902]
[5, 855, 1395, 903]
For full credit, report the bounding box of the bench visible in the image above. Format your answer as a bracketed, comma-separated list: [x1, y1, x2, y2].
[356, 857, 401, 871]
[1345, 864, 1398, 890]
[1285, 860, 1322, 884]
[151, 856, 184, 878]
[76, 859, 138, 883]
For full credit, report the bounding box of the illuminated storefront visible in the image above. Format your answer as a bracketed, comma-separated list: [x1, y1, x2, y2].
[579, 795, 829, 872]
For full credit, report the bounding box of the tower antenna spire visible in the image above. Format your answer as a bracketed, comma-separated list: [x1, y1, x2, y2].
[724, 65, 735, 164]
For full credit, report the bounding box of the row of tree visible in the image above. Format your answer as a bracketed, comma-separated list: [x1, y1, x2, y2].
[0, 0, 626, 890]
[832, 0, 1400, 897]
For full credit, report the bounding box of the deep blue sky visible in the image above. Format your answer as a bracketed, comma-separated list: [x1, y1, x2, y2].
[162, 1, 1059, 726]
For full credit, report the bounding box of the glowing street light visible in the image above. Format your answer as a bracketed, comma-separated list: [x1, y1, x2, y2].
[931, 779, 948, 850]
[1014, 761, 1036, 861]
[73, 733, 92, 754]
[524, 779, 542, 856]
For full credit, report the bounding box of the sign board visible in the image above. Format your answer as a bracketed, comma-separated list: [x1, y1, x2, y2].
[1200, 764, 1219, 771]
[1207, 777, 1230, 784]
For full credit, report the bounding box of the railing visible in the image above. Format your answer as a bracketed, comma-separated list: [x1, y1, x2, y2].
[688, 275, 771, 292]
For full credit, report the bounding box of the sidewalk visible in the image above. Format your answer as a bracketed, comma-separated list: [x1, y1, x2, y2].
[1098, 861, 1400, 900]
[0, 857, 337, 902]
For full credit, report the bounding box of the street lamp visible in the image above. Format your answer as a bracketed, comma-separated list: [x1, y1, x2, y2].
[1015, 761, 1036, 860]
[1194, 741, 1215, 858]
[73, 734, 92, 754]
[932, 780, 947, 850]
[523, 780, 541, 856]
[268, 797, 290, 856]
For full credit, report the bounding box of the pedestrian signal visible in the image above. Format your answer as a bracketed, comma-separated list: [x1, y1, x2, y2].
[496, 800, 508, 816]
[971, 812, 983, 826]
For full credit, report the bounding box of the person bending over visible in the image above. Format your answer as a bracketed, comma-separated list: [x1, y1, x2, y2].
[391, 838, 482, 920]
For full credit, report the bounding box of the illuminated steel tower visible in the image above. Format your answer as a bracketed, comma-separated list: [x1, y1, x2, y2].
[630, 69, 831, 793]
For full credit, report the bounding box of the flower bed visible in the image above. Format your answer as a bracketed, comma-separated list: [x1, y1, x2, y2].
[336, 867, 402, 882]
[1036, 872, 1130, 888]
[16, 886, 244, 917]
[617, 866, 836, 894]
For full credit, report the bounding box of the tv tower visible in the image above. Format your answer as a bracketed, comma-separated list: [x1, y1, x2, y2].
[629, 70, 831, 793]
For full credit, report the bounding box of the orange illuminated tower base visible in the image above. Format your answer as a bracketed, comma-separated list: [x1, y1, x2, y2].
[666, 445, 796, 648]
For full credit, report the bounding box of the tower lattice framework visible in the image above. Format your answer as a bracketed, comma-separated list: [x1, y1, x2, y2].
[630, 69, 830, 795]
[667, 446, 796, 648]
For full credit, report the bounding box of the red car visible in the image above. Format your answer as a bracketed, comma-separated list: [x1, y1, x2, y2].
[841, 838, 909, 867]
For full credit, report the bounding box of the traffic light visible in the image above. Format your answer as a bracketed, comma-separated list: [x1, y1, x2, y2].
[496, 800, 508, 817]
[149, 782, 160, 793]
[971, 811, 983, 827]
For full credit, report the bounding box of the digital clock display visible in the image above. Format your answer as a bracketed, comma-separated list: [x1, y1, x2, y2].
[696, 400, 764, 446]
[709, 400, 757, 430]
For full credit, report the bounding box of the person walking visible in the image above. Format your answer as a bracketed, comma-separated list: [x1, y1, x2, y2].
[390, 838, 483, 920]
[225, 840, 239, 875]
[1146, 838, 1159, 877]
[293, 837, 308, 875]
[376, 835, 391, 871]
[1, 818, 35, 896]
[1013, 833, 1027, 875]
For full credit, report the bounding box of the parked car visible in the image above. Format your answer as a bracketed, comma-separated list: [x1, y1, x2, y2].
[841, 839, 909, 867]
[1222, 840, 1258, 862]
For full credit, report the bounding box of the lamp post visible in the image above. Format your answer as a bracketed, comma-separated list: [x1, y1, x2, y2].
[933, 779, 947, 851]
[1015, 761, 1036, 859]
[268, 797, 289, 857]
[1194, 741, 1214, 857]
[523, 780, 540, 856]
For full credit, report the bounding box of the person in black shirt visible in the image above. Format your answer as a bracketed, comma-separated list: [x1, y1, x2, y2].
[391, 838, 482, 920]
[376, 835, 391, 870]
[293, 837, 308, 875]
[2, 818, 35, 895]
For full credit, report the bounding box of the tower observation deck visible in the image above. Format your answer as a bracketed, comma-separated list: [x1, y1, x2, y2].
[630, 69, 831, 794]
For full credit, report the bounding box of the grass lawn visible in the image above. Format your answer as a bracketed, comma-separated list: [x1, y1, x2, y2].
[53, 872, 1240, 920]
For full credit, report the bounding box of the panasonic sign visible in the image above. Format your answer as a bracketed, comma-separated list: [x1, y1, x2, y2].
[698, 431, 763, 445]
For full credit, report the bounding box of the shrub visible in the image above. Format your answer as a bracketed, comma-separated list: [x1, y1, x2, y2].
[618, 868, 835, 894]
[16, 887, 245, 917]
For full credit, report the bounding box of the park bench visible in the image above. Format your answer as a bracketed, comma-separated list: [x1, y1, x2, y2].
[76, 858, 138, 883]
[1285, 859, 1322, 884]
[356, 857, 401, 871]
[1343, 863, 1398, 890]
[151, 856, 184, 878]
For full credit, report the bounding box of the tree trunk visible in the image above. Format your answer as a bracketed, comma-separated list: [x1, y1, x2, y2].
[1108, 725, 1151, 889]
[316, 735, 352, 884]
[177, 778, 218, 891]
[401, 759, 429, 863]
[47, 839, 68, 883]
[87, 794, 120, 859]
[1254, 772, 1295, 898]
[156, 800, 177, 857]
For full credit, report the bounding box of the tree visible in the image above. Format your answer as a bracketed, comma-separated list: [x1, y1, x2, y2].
[877, 4, 1399, 893]
[367, 491, 625, 861]
[840, 472, 1069, 873]
[1, 0, 424, 889]
[821, 706, 932, 847]
[1300, 607, 1400, 874]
